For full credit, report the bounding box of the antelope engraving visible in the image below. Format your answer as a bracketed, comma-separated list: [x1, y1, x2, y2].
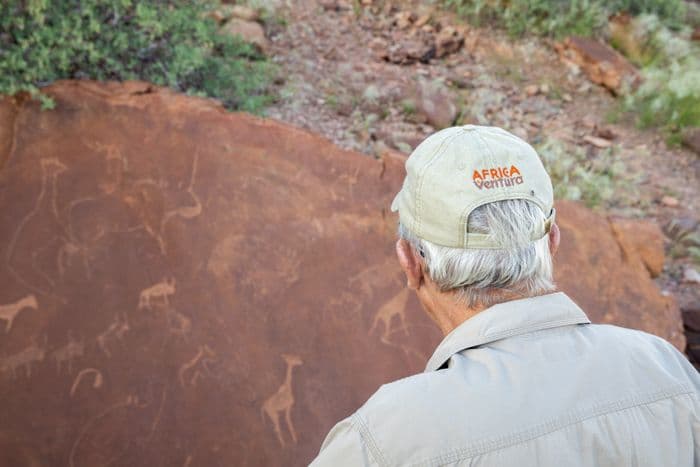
[371, 288, 411, 344]
[262, 354, 303, 447]
[138, 278, 176, 309]
[52, 333, 84, 373]
[97, 313, 130, 357]
[1, 339, 46, 378]
[178, 345, 216, 387]
[0, 294, 38, 332]
[70, 368, 103, 397]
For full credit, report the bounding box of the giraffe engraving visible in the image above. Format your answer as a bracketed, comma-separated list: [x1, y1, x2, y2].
[370, 288, 411, 344]
[262, 354, 303, 447]
[0, 294, 38, 332]
[138, 278, 176, 309]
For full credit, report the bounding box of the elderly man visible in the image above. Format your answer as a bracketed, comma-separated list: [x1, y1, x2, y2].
[310, 126, 700, 466]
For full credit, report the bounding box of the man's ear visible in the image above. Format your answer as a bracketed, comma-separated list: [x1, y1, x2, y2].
[549, 223, 560, 257]
[396, 239, 423, 290]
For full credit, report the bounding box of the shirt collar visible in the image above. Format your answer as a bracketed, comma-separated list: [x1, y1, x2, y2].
[425, 292, 590, 372]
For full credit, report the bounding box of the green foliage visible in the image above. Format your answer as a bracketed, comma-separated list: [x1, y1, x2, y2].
[442, 0, 686, 38]
[537, 138, 627, 208]
[620, 16, 700, 140]
[0, 0, 275, 113]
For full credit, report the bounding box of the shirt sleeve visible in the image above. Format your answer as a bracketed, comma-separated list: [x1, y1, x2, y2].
[309, 415, 380, 467]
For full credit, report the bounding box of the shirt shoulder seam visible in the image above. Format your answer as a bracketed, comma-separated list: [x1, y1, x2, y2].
[352, 412, 389, 467]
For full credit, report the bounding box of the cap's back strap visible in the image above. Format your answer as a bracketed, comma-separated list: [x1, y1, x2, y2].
[464, 208, 556, 250]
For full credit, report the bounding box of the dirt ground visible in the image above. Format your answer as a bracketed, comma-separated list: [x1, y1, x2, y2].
[261, 0, 700, 318]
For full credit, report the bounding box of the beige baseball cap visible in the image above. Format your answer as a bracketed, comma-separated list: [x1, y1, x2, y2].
[391, 125, 555, 249]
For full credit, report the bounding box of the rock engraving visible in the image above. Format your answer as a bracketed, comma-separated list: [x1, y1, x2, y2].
[1, 338, 46, 378]
[96, 313, 130, 357]
[70, 368, 104, 397]
[178, 345, 216, 387]
[52, 333, 84, 374]
[370, 288, 411, 344]
[262, 354, 303, 447]
[0, 294, 38, 332]
[138, 278, 176, 309]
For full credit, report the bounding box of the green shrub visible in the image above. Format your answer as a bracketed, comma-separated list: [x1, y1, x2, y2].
[0, 0, 275, 112]
[537, 138, 627, 208]
[619, 15, 700, 140]
[442, 0, 686, 38]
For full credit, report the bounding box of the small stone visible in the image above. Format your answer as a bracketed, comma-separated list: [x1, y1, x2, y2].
[416, 80, 457, 129]
[414, 14, 431, 28]
[525, 84, 539, 96]
[661, 196, 680, 207]
[539, 83, 550, 94]
[581, 115, 597, 128]
[562, 93, 573, 102]
[583, 135, 613, 148]
[683, 267, 700, 284]
[434, 26, 464, 58]
[595, 126, 618, 140]
[209, 5, 234, 23]
[394, 11, 416, 29]
[230, 5, 259, 21]
[665, 217, 699, 241]
[682, 128, 700, 156]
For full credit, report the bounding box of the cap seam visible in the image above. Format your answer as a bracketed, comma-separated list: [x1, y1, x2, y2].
[415, 130, 462, 237]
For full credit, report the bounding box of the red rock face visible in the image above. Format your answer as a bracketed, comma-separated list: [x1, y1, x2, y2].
[0, 81, 683, 466]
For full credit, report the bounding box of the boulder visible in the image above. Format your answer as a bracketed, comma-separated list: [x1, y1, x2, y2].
[609, 217, 666, 278]
[554, 201, 683, 349]
[0, 81, 684, 466]
[221, 18, 269, 52]
[555, 36, 640, 94]
[416, 80, 458, 129]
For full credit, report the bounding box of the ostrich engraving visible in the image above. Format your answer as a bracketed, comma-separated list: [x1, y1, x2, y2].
[262, 354, 303, 447]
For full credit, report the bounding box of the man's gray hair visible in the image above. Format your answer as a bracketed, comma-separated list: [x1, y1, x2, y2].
[398, 199, 555, 308]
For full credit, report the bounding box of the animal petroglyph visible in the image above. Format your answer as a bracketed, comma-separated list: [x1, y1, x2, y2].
[370, 288, 411, 344]
[262, 354, 303, 447]
[97, 313, 130, 357]
[86, 141, 127, 195]
[1, 338, 46, 378]
[138, 278, 176, 309]
[52, 333, 84, 374]
[0, 294, 38, 332]
[68, 394, 140, 467]
[70, 368, 104, 397]
[349, 258, 403, 301]
[178, 345, 216, 387]
[161, 151, 202, 224]
[138, 152, 202, 255]
[6, 158, 68, 299]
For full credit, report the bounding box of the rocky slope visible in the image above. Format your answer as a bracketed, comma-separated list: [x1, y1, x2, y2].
[0, 81, 684, 466]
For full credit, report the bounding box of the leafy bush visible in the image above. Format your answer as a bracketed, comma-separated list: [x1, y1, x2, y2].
[0, 0, 275, 112]
[616, 15, 700, 141]
[537, 138, 627, 208]
[442, 0, 686, 38]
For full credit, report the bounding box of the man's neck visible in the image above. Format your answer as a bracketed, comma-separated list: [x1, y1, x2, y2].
[416, 281, 531, 336]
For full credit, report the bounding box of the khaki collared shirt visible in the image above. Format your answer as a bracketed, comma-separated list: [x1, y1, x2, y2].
[310, 293, 700, 466]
